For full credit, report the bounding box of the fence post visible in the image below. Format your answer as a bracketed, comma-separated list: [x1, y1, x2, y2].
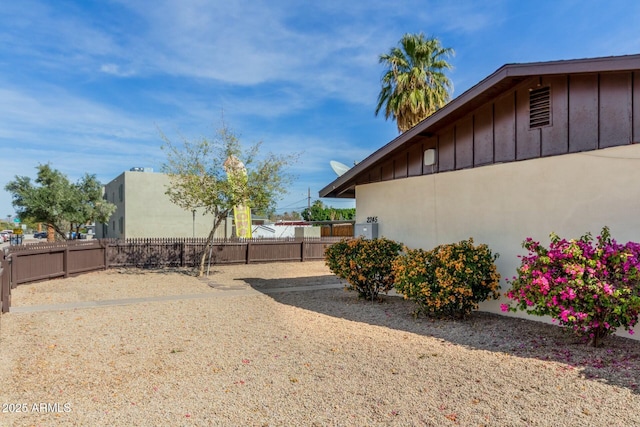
[10, 252, 18, 289]
[246, 242, 251, 264]
[301, 240, 306, 262]
[181, 241, 185, 267]
[1, 256, 9, 313]
[63, 245, 70, 278]
[102, 240, 109, 270]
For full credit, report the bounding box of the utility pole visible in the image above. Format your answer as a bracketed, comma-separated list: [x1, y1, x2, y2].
[308, 187, 311, 209]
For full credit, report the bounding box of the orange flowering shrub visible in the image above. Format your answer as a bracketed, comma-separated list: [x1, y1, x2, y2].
[392, 239, 500, 318]
[324, 237, 403, 300]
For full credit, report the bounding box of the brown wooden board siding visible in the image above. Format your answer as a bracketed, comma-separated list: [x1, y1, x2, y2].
[455, 116, 474, 169]
[516, 83, 541, 160]
[474, 104, 494, 166]
[494, 93, 516, 162]
[542, 76, 569, 156]
[381, 161, 393, 181]
[600, 72, 633, 148]
[438, 127, 455, 172]
[370, 165, 381, 182]
[569, 74, 599, 152]
[407, 143, 423, 177]
[394, 153, 408, 179]
[387, 72, 638, 179]
[324, 68, 640, 200]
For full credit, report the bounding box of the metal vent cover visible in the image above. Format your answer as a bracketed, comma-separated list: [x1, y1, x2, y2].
[529, 86, 551, 128]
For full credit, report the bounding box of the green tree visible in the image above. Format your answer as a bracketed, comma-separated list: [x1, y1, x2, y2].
[375, 33, 454, 133]
[160, 120, 298, 276]
[302, 200, 331, 221]
[69, 174, 118, 238]
[4, 164, 116, 241]
[301, 200, 355, 221]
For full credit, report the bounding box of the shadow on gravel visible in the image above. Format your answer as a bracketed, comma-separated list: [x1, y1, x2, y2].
[243, 275, 640, 395]
[242, 275, 339, 289]
[112, 266, 198, 276]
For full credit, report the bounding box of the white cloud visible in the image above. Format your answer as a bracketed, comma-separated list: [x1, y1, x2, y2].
[100, 63, 136, 77]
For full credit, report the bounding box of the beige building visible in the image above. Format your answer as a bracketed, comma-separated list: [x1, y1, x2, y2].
[320, 54, 640, 340]
[96, 170, 230, 239]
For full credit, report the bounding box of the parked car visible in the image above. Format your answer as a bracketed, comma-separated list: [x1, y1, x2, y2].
[33, 231, 47, 239]
[0, 231, 12, 242]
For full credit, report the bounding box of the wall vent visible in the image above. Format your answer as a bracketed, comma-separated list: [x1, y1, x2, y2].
[529, 86, 551, 128]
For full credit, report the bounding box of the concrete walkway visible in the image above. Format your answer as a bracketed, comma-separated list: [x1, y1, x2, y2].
[9, 282, 344, 314]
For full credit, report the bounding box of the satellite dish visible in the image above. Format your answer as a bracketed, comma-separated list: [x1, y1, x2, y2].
[330, 160, 350, 177]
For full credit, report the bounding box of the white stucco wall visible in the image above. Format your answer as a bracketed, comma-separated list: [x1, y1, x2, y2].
[355, 144, 640, 340]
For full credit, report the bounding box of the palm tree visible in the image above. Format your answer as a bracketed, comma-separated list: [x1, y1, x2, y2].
[375, 33, 454, 133]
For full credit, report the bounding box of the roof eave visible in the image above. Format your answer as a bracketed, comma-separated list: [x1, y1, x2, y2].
[319, 54, 640, 199]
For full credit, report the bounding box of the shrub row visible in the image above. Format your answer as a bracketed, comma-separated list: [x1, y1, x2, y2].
[326, 226, 640, 347]
[324, 237, 501, 317]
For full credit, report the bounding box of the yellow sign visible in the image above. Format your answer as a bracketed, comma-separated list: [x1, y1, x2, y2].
[233, 206, 252, 238]
[224, 155, 252, 239]
[13, 228, 23, 235]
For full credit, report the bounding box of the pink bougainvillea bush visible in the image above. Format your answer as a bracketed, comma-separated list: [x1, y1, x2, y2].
[502, 227, 640, 347]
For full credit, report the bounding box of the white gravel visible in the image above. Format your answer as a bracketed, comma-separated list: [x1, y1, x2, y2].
[1, 261, 640, 426]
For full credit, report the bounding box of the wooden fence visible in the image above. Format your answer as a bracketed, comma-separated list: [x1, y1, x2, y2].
[106, 237, 344, 266]
[0, 237, 346, 313]
[321, 223, 353, 237]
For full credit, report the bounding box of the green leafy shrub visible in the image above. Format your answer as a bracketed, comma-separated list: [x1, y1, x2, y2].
[324, 237, 403, 300]
[393, 239, 500, 318]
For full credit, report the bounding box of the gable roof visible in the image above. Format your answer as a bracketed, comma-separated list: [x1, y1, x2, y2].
[319, 54, 640, 199]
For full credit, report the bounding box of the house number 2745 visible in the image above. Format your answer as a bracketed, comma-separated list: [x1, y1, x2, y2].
[366, 216, 378, 223]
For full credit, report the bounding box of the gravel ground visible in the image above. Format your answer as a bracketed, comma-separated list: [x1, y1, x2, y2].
[1, 261, 640, 426]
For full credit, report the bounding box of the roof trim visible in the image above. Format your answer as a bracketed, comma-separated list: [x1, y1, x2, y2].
[319, 54, 640, 198]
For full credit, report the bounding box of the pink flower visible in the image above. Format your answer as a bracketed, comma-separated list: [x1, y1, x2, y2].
[500, 304, 509, 312]
[630, 329, 635, 335]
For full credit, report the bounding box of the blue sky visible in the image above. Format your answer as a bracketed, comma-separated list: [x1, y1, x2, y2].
[2, 0, 640, 220]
